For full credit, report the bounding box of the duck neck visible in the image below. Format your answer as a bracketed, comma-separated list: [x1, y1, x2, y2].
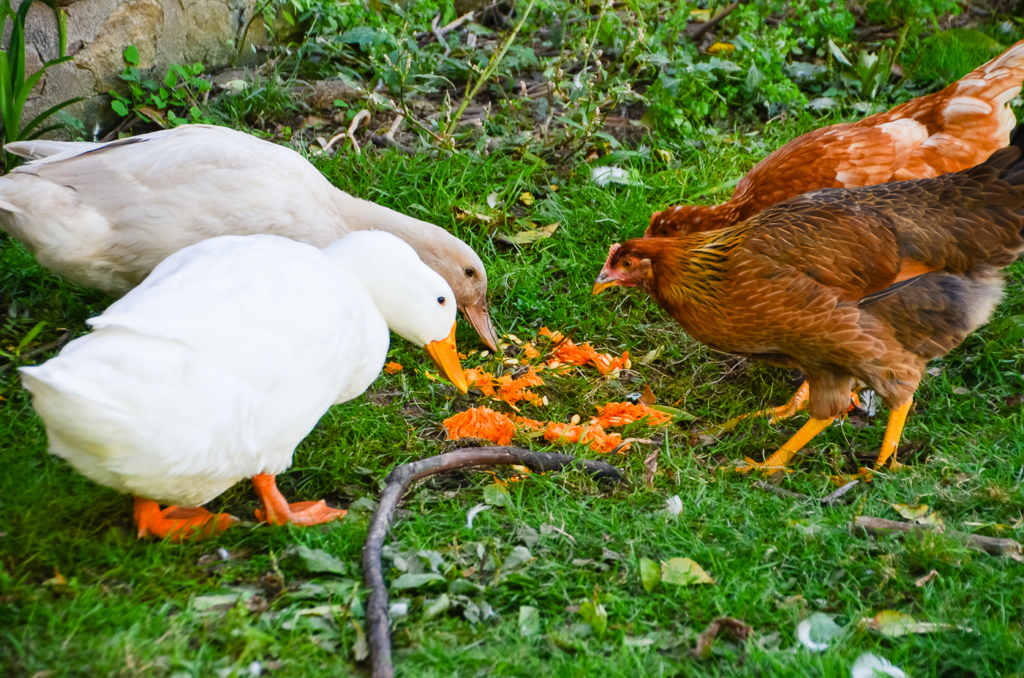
[328, 191, 450, 264]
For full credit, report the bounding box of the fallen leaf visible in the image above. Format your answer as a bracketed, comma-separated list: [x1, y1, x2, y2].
[390, 573, 445, 590]
[864, 610, 969, 636]
[890, 503, 930, 520]
[643, 449, 659, 489]
[689, 8, 710, 20]
[423, 593, 450, 620]
[519, 605, 540, 636]
[707, 42, 735, 54]
[286, 545, 347, 576]
[466, 503, 490, 528]
[640, 558, 661, 592]
[661, 557, 714, 586]
[42, 568, 67, 587]
[914, 570, 940, 587]
[351, 619, 369, 661]
[639, 346, 664, 365]
[694, 617, 752, 659]
[579, 600, 608, 638]
[797, 613, 842, 652]
[483, 482, 511, 507]
[953, 386, 970, 395]
[926, 365, 945, 377]
[519, 192, 535, 206]
[502, 546, 533, 571]
[503, 222, 558, 246]
[649, 404, 696, 423]
[852, 653, 906, 678]
[640, 384, 657, 405]
[487, 192, 500, 208]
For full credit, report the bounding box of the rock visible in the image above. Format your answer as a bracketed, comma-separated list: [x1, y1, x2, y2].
[16, 0, 270, 139]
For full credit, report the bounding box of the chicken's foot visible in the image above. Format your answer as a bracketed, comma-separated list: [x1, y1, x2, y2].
[252, 473, 346, 526]
[830, 399, 914, 485]
[709, 382, 860, 438]
[134, 497, 237, 541]
[736, 415, 836, 473]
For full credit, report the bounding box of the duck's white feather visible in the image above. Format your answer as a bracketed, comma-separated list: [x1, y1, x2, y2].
[20, 234, 390, 507]
[0, 125, 482, 302]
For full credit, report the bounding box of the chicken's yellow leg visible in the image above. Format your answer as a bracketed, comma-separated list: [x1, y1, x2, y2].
[736, 415, 835, 473]
[134, 497, 236, 541]
[708, 381, 811, 435]
[252, 473, 346, 526]
[873, 399, 912, 471]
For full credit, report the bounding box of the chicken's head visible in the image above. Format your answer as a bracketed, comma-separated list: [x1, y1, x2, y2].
[593, 242, 654, 294]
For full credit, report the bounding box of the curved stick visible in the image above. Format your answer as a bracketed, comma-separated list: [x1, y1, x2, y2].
[361, 446, 625, 678]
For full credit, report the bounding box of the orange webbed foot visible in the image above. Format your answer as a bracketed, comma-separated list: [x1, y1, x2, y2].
[134, 497, 237, 541]
[252, 474, 346, 527]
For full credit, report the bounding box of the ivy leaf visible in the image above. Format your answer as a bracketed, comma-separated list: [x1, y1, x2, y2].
[864, 610, 968, 636]
[518, 605, 540, 636]
[423, 593, 450, 620]
[579, 600, 608, 638]
[483, 482, 511, 507]
[661, 557, 714, 586]
[639, 558, 661, 592]
[123, 45, 140, 66]
[285, 545, 347, 576]
[796, 613, 842, 652]
[390, 573, 445, 590]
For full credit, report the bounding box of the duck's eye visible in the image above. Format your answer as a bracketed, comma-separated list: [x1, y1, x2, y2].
[622, 259, 632, 269]
[437, 297, 446, 306]
[465, 268, 475, 277]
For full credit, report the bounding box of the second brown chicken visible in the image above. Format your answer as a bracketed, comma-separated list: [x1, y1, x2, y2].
[594, 147, 1024, 475]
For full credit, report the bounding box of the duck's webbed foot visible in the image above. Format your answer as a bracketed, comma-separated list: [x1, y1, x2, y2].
[252, 473, 346, 526]
[134, 497, 237, 541]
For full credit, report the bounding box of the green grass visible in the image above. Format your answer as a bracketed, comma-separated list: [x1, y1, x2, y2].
[2, 112, 1024, 677]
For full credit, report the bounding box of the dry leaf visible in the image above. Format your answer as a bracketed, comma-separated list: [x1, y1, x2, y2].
[640, 384, 657, 405]
[953, 386, 970, 395]
[638, 345, 663, 365]
[863, 610, 968, 636]
[689, 8, 710, 21]
[643, 449, 659, 489]
[519, 192, 535, 206]
[503, 222, 558, 245]
[914, 570, 939, 587]
[707, 42, 735, 54]
[890, 503, 930, 520]
[693, 617, 751, 659]
[661, 557, 714, 585]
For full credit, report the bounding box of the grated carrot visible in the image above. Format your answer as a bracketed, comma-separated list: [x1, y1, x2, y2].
[443, 407, 517, 446]
[543, 422, 627, 453]
[539, 327, 629, 374]
[384, 362, 403, 375]
[592, 402, 671, 428]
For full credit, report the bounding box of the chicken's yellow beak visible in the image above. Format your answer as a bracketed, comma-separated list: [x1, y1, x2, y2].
[424, 323, 468, 393]
[592, 268, 620, 295]
[459, 298, 499, 352]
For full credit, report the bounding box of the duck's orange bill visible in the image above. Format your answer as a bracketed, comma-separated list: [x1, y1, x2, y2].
[425, 323, 468, 393]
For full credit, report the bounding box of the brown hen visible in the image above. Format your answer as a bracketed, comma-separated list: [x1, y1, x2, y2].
[595, 147, 1024, 474]
[646, 39, 1024, 239]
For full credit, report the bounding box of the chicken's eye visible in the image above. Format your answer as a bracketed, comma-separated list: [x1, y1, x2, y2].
[437, 297, 446, 306]
[465, 268, 475, 277]
[622, 259, 632, 270]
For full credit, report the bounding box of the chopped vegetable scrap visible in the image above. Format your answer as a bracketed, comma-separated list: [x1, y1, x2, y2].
[466, 367, 545, 408]
[444, 407, 517, 446]
[539, 327, 630, 374]
[384, 362, 403, 375]
[514, 416, 546, 431]
[544, 422, 626, 453]
[592, 402, 671, 428]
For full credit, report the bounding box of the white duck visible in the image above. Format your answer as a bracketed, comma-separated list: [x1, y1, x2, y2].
[19, 231, 468, 540]
[0, 124, 498, 350]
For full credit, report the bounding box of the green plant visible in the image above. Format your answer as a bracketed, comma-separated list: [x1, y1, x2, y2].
[0, 0, 84, 171]
[109, 45, 213, 127]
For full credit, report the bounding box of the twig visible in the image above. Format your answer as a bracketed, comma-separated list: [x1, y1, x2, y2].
[686, 0, 741, 41]
[430, 13, 452, 58]
[322, 110, 370, 154]
[362, 446, 624, 678]
[99, 115, 138, 142]
[751, 479, 860, 506]
[0, 332, 70, 375]
[820, 480, 859, 506]
[444, 0, 537, 138]
[853, 516, 1024, 558]
[752, 481, 810, 501]
[415, 10, 475, 40]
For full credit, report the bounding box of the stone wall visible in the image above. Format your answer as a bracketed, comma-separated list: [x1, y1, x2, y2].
[17, 0, 268, 138]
